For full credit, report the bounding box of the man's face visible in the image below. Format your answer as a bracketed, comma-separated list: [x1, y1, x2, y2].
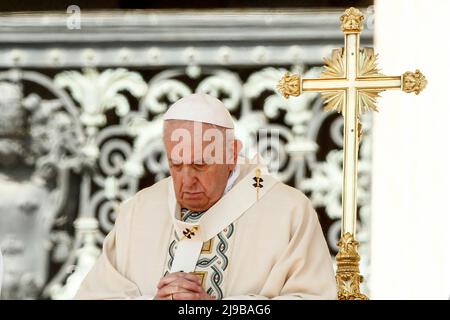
[163, 120, 238, 212]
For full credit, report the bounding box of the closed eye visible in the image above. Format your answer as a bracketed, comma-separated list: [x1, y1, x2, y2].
[169, 161, 182, 170]
[193, 164, 208, 171]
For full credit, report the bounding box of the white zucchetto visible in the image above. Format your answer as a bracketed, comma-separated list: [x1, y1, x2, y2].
[163, 93, 234, 129]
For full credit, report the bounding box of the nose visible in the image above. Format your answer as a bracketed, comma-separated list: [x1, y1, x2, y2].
[181, 166, 198, 188]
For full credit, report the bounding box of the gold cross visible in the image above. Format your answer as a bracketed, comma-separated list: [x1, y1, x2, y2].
[253, 168, 264, 200]
[182, 226, 199, 240]
[278, 7, 427, 300]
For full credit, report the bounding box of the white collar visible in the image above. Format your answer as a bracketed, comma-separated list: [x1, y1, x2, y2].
[223, 165, 240, 195]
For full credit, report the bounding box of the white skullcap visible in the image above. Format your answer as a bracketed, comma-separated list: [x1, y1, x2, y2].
[163, 93, 234, 129]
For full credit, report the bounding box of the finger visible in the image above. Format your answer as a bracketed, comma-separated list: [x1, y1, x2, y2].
[158, 272, 202, 288]
[175, 278, 203, 293]
[158, 284, 192, 298]
[170, 271, 202, 284]
[162, 279, 203, 295]
[155, 291, 169, 300]
[185, 273, 203, 285]
[157, 272, 185, 288]
[173, 292, 201, 300]
[155, 292, 178, 300]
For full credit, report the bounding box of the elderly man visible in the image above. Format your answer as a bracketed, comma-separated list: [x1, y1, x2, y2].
[75, 93, 336, 300]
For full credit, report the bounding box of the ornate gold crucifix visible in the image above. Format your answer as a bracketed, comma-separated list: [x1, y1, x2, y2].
[278, 7, 427, 300]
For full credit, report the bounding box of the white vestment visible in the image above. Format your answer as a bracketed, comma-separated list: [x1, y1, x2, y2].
[75, 162, 337, 300]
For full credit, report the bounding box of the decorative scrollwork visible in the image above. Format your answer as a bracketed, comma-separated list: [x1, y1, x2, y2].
[0, 70, 85, 299]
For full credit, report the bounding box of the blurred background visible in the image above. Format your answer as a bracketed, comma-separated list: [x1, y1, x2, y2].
[0, 0, 448, 300]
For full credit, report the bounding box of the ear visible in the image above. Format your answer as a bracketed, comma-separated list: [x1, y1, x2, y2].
[234, 139, 243, 161]
[227, 139, 242, 172]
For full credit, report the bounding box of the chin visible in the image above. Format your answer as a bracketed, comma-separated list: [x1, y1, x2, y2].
[186, 205, 208, 212]
[182, 201, 209, 212]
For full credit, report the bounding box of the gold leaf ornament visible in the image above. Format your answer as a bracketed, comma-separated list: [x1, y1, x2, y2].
[277, 73, 301, 98]
[402, 69, 428, 95]
[322, 48, 345, 78]
[340, 7, 365, 33]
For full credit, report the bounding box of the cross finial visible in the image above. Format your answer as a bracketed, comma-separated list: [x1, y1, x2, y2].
[277, 73, 301, 98]
[402, 70, 428, 95]
[340, 7, 364, 33]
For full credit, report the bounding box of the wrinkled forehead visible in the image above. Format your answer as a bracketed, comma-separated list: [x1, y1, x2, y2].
[163, 120, 235, 164]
